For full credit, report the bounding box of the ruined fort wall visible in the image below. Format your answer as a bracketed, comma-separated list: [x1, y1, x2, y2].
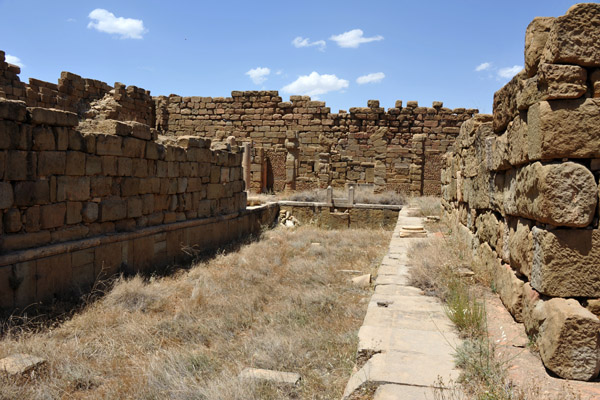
[0, 94, 253, 309]
[156, 93, 477, 195]
[442, 3, 600, 381]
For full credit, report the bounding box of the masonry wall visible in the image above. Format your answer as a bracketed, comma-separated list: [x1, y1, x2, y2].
[156, 94, 477, 195]
[442, 3, 600, 381]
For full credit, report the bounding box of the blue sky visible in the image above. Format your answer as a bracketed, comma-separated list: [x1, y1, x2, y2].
[0, 0, 585, 114]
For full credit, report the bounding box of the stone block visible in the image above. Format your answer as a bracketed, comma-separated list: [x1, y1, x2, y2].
[94, 242, 123, 278]
[122, 137, 145, 158]
[127, 196, 143, 218]
[90, 176, 112, 197]
[4, 208, 22, 233]
[25, 206, 40, 232]
[29, 107, 78, 127]
[99, 198, 127, 222]
[57, 176, 90, 201]
[37, 151, 66, 176]
[81, 202, 98, 223]
[96, 134, 122, 156]
[0, 354, 46, 376]
[532, 227, 600, 297]
[507, 218, 533, 278]
[0, 99, 27, 122]
[51, 225, 89, 243]
[492, 70, 525, 133]
[40, 203, 66, 229]
[36, 253, 71, 301]
[32, 126, 55, 151]
[66, 201, 82, 224]
[506, 115, 529, 167]
[541, 3, 600, 67]
[6, 151, 30, 181]
[504, 162, 596, 227]
[65, 151, 85, 175]
[494, 263, 524, 322]
[538, 63, 587, 100]
[0, 182, 14, 209]
[538, 298, 600, 381]
[524, 17, 554, 77]
[528, 98, 600, 160]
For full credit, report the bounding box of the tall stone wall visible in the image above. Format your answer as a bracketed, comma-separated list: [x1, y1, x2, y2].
[442, 3, 600, 381]
[156, 94, 477, 195]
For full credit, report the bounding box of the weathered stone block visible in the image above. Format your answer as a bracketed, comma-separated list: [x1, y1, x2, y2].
[532, 228, 600, 297]
[507, 218, 533, 278]
[524, 17, 554, 77]
[528, 98, 600, 160]
[504, 162, 596, 227]
[99, 198, 127, 222]
[538, 63, 587, 100]
[96, 134, 122, 156]
[13, 181, 49, 206]
[4, 208, 22, 232]
[37, 151, 66, 176]
[65, 151, 85, 175]
[57, 176, 90, 201]
[493, 70, 525, 133]
[538, 298, 600, 381]
[32, 126, 55, 151]
[494, 263, 524, 322]
[66, 201, 82, 224]
[81, 202, 98, 223]
[40, 203, 66, 229]
[0, 182, 14, 209]
[541, 3, 600, 67]
[29, 107, 78, 127]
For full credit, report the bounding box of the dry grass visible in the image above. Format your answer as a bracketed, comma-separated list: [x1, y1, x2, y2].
[408, 196, 442, 217]
[0, 226, 390, 399]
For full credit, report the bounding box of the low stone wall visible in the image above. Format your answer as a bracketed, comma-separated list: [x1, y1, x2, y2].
[279, 202, 400, 230]
[0, 204, 278, 309]
[442, 3, 600, 381]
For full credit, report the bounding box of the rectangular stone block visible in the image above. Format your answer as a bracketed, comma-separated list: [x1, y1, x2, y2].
[65, 151, 85, 175]
[36, 253, 71, 302]
[57, 176, 90, 201]
[528, 98, 600, 160]
[99, 197, 127, 222]
[37, 151, 66, 176]
[13, 181, 49, 206]
[532, 227, 600, 297]
[538, 63, 587, 100]
[96, 134, 122, 156]
[40, 203, 66, 229]
[504, 162, 596, 227]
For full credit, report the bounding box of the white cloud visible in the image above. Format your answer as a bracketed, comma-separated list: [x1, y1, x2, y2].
[5, 54, 24, 68]
[66, 18, 76, 23]
[87, 8, 147, 39]
[498, 65, 523, 79]
[292, 36, 326, 51]
[329, 29, 383, 48]
[282, 71, 349, 97]
[475, 62, 491, 72]
[246, 67, 271, 84]
[356, 72, 385, 84]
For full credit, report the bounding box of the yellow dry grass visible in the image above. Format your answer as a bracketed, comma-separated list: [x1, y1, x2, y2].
[0, 225, 390, 399]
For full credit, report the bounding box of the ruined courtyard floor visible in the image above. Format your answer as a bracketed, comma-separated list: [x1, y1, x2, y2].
[0, 226, 391, 399]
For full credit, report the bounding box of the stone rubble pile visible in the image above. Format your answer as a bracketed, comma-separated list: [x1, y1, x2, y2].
[442, 3, 600, 381]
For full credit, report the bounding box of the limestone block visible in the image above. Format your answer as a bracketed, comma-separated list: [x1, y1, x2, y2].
[586, 299, 600, 319]
[32, 126, 55, 151]
[516, 76, 540, 111]
[521, 283, 545, 337]
[504, 162, 596, 227]
[507, 218, 533, 278]
[40, 203, 66, 229]
[456, 115, 492, 149]
[96, 134, 122, 156]
[4, 208, 22, 232]
[37, 151, 66, 176]
[528, 98, 600, 160]
[494, 263, 524, 322]
[66, 201, 82, 224]
[485, 135, 510, 172]
[541, 3, 600, 67]
[0, 182, 13, 209]
[99, 198, 127, 222]
[81, 202, 98, 223]
[29, 107, 78, 127]
[0, 354, 46, 376]
[538, 298, 600, 381]
[474, 211, 499, 249]
[524, 17, 554, 77]
[65, 151, 85, 175]
[538, 63, 587, 100]
[493, 70, 525, 133]
[13, 181, 49, 206]
[532, 227, 600, 297]
[0, 99, 27, 122]
[506, 115, 529, 167]
[57, 176, 90, 202]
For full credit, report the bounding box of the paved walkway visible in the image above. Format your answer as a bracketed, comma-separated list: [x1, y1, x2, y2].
[342, 207, 461, 400]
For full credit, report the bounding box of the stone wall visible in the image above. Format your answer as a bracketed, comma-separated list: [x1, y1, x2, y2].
[156, 94, 477, 195]
[442, 3, 600, 381]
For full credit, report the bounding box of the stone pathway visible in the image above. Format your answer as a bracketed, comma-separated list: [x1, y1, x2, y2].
[342, 207, 461, 400]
